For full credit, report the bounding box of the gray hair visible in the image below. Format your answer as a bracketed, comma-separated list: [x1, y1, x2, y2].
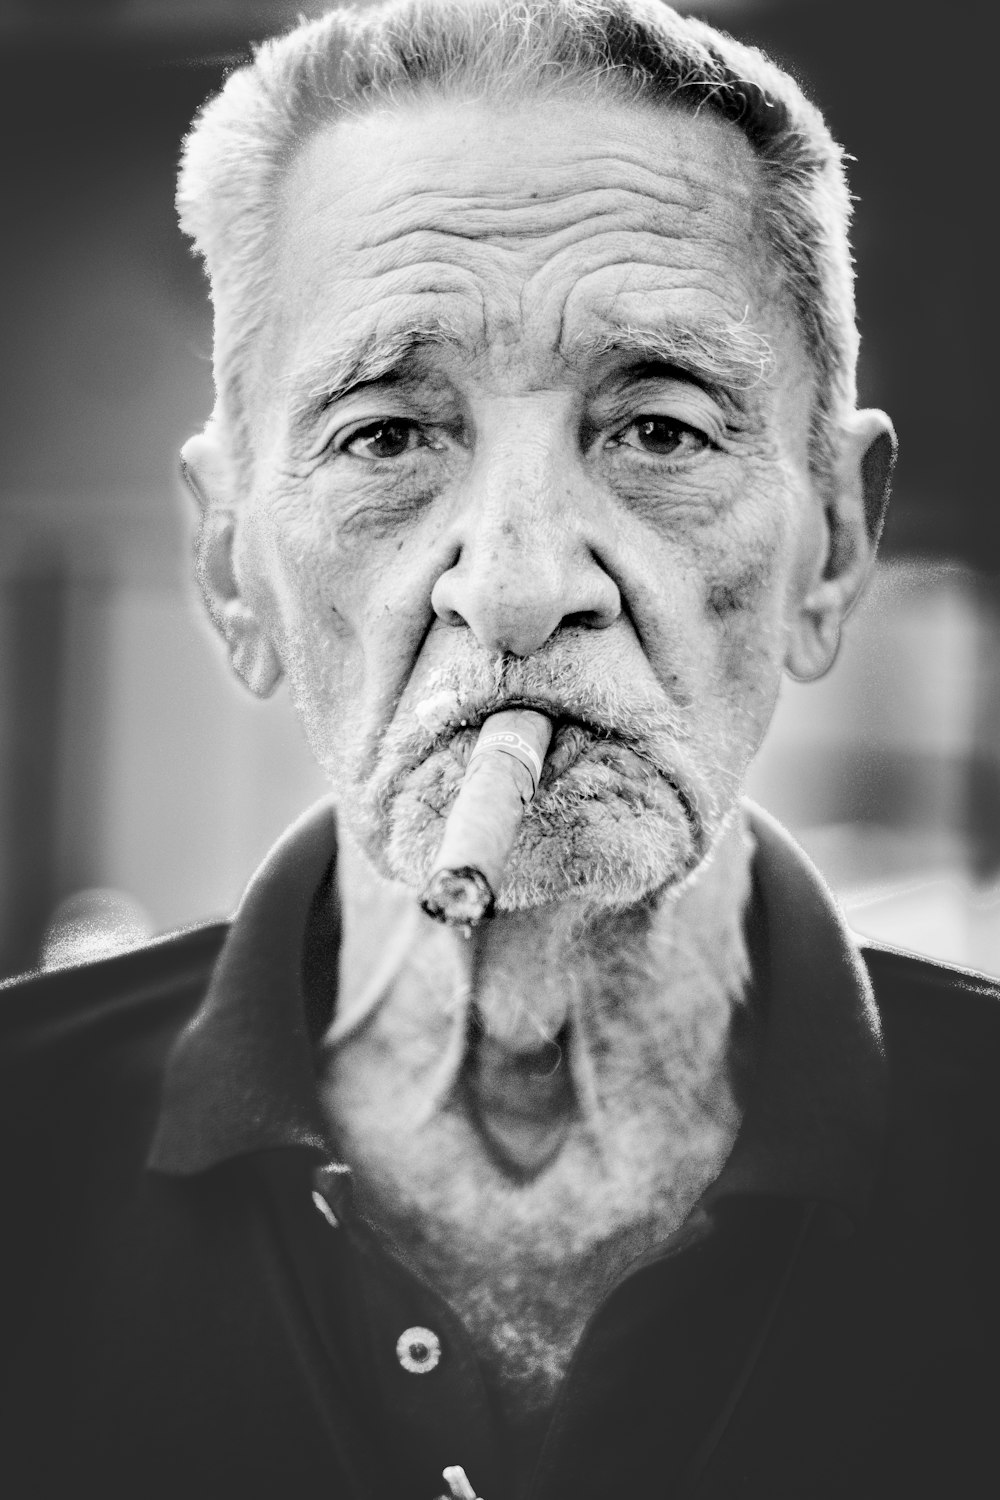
[178, 0, 859, 489]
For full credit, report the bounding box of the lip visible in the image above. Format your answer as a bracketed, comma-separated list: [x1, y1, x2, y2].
[401, 687, 703, 841]
[424, 698, 616, 786]
[433, 695, 616, 754]
[446, 700, 702, 844]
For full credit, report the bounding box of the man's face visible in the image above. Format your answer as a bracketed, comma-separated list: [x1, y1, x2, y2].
[226, 91, 831, 910]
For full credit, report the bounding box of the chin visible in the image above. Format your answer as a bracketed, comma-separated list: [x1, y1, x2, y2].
[494, 794, 699, 914]
[373, 735, 716, 917]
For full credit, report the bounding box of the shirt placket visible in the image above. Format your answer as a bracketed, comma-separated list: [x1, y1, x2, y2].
[310, 1160, 505, 1500]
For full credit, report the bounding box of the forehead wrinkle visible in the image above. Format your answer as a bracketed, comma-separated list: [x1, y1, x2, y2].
[275, 175, 775, 427]
[363, 179, 721, 251]
[314, 108, 753, 215]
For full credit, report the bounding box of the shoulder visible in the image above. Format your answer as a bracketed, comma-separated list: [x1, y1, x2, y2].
[0, 928, 229, 1368]
[861, 940, 1000, 1067]
[0, 923, 228, 1114]
[861, 942, 1000, 1206]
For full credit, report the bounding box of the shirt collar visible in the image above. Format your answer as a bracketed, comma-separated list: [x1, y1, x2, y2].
[705, 801, 886, 1224]
[148, 798, 886, 1224]
[147, 799, 341, 1174]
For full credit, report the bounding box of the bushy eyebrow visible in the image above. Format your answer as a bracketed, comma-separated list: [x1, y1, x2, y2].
[284, 308, 774, 440]
[284, 317, 469, 434]
[565, 315, 775, 396]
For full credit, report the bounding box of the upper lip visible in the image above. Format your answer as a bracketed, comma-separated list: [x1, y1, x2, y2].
[419, 695, 646, 773]
[443, 695, 609, 741]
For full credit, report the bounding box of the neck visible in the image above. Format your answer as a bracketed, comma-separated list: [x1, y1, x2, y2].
[324, 814, 754, 1180]
[320, 816, 757, 1414]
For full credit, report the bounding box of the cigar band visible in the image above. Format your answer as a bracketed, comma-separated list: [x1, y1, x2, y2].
[469, 729, 544, 791]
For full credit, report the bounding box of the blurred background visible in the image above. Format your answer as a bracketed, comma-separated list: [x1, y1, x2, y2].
[1, 0, 997, 979]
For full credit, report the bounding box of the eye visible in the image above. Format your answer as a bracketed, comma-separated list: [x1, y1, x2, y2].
[340, 418, 426, 461]
[612, 416, 709, 458]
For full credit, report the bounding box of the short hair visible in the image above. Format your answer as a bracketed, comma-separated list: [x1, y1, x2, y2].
[178, 0, 858, 489]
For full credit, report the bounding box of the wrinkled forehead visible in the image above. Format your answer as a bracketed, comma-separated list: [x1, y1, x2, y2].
[255, 91, 796, 413]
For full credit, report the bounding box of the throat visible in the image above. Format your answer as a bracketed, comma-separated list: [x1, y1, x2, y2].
[461, 1024, 576, 1179]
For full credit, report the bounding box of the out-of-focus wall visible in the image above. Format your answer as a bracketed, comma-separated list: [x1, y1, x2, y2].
[1, 0, 997, 977]
[748, 562, 1000, 975]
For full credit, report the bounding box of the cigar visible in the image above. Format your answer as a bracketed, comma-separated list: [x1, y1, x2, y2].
[419, 708, 554, 927]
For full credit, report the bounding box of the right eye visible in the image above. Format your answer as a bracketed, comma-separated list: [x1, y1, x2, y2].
[609, 415, 711, 460]
[339, 419, 429, 461]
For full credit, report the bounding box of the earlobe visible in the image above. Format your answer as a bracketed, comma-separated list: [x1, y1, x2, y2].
[785, 612, 842, 683]
[226, 611, 284, 699]
[182, 424, 284, 701]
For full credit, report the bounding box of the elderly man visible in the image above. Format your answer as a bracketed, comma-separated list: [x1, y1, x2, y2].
[3, 1, 999, 1497]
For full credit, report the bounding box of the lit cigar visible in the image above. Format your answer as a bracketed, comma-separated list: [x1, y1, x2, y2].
[419, 708, 554, 927]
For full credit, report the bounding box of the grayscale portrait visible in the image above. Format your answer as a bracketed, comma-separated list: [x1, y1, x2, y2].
[1, 2, 998, 1498]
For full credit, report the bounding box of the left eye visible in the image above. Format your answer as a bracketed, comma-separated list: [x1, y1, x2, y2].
[341, 419, 425, 460]
[613, 417, 708, 457]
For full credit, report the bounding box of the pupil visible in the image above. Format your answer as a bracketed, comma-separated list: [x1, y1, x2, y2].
[640, 419, 679, 454]
[410, 1342, 428, 1362]
[370, 421, 410, 457]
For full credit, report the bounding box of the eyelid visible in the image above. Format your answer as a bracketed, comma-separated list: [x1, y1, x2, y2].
[610, 363, 747, 415]
[306, 409, 416, 461]
[337, 416, 414, 452]
[598, 378, 725, 432]
[600, 410, 719, 456]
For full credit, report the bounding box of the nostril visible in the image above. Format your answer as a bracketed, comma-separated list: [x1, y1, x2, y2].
[565, 607, 610, 630]
[436, 604, 467, 628]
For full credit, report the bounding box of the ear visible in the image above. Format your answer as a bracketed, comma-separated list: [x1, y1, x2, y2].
[785, 408, 897, 683]
[180, 424, 283, 699]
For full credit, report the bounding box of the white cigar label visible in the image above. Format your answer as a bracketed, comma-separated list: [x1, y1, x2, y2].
[468, 727, 544, 793]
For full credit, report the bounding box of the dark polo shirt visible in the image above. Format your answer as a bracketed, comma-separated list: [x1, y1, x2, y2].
[2, 800, 999, 1499]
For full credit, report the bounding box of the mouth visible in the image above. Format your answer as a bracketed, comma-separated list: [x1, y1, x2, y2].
[435, 697, 618, 781]
[430, 697, 698, 828]
[377, 687, 708, 892]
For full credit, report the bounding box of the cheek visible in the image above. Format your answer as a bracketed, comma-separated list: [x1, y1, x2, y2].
[700, 503, 796, 698]
[232, 499, 359, 726]
[237, 487, 354, 639]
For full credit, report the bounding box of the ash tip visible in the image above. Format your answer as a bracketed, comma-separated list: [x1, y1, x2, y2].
[419, 866, 495, 927]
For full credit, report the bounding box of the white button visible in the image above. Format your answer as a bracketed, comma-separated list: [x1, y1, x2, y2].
[396, 1325, 441, 1373]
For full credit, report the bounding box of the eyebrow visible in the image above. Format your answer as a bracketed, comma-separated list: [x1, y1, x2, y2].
[564, 316, 775, 396]
[284, 308, 775, 439]
[284, 318, 469, 433]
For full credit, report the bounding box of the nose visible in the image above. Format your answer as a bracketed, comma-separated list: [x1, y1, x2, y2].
[430, 433, 621, 658]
